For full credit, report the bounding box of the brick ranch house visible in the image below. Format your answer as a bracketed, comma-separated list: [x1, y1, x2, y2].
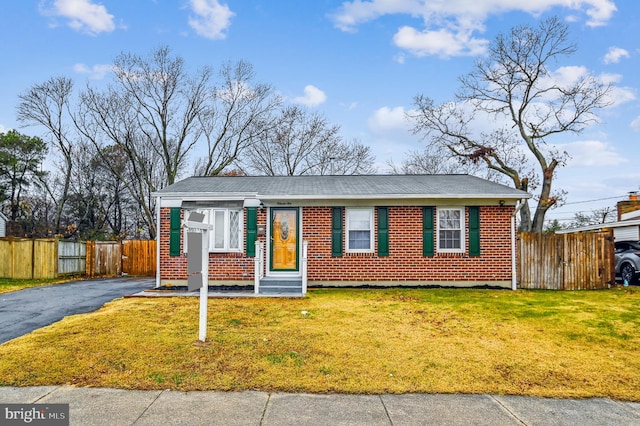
[153, 175, 530, 295]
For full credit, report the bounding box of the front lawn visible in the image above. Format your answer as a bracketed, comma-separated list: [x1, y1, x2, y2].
[0, 287, 638, 400]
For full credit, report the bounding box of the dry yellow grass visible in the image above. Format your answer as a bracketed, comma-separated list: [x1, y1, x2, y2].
[0, 287, 638, 400]
[0, 278, 69, 294]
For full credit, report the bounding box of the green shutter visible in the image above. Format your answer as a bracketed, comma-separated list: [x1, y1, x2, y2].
[377, 207, 389, 257]
[246, 207, 257, 257]
[468, 206, 480, 257]
[423, 207, 434, 257]
[169, 207, 181, 257]
[331, 207, 343, 257]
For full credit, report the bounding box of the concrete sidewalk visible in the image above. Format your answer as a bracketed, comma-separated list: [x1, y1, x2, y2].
[1, 386, 639, 425]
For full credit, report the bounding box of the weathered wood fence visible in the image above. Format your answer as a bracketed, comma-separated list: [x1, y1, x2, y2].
[86, 241, 122, 278]
[0, 238, 156, 279]
[517, 231, 615, 290]
[58, 240, 86, 275]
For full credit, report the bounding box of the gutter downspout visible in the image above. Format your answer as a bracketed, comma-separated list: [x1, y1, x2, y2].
[511, 199, 526, 291]
[155, 197, 161, 288]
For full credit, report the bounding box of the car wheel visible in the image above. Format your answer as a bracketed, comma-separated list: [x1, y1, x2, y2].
[620, 263, 636, 284]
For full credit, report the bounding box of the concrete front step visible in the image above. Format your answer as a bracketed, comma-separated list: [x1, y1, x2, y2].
[259, 279, 303, 295]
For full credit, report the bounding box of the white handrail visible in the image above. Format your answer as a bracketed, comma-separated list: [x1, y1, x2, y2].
[254, 241, 264, 294]
[302, 240, 308, 295]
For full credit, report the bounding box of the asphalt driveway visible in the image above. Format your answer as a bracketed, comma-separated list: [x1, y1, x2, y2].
[0, 277, 155, 344]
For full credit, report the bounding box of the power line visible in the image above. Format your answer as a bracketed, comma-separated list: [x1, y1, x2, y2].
[562, 195, 627, 205]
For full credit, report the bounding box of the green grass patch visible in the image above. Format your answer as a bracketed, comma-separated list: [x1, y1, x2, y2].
[0, 287, 638, 400]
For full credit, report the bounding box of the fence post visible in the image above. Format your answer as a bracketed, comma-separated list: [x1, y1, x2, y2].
[86, 241, 95, 278]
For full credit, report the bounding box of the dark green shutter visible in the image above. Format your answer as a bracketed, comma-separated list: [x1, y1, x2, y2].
[468, 206, 480, 257]
[331, 207, 343, 257]
[246, 207, 257, 257]
[377, 207, 389, 257]
[422, 207, 434, 257]
[169, 207, 181, 257]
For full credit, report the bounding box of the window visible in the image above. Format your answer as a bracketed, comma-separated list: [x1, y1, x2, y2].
[437, 208, 464, 253]
[184, 208, 242, 253]
[346, 208, 374, 252]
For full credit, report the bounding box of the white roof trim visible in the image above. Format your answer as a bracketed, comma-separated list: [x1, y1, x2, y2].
[621, 209, 640, 221]
[556, 219, 640, 234]
[153, 192, 525, 201]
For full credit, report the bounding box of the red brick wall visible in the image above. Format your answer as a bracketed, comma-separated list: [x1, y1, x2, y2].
[159, 205, 513, 283]
[304, 206, 512, 282]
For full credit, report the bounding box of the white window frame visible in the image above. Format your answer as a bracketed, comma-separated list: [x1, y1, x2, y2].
[346, 207, 374, 253]
[436, 207, 465, 253]
[184, 208, 243, 253]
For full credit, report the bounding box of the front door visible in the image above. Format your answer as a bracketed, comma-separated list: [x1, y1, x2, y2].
[270, 208, 299, 272]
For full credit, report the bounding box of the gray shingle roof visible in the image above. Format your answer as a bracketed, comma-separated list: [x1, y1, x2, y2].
[154, 175, 530, 200]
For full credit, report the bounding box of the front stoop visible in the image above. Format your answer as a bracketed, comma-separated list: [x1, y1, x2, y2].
[258, 278, 303, 296]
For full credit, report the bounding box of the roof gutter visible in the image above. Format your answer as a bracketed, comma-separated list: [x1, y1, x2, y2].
[511, 199, 527, 291]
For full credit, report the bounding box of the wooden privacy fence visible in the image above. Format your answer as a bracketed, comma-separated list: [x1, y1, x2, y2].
[0, 238, 57, 279]
[86, 241, 122, 278]
[0, 238, 156, 279]
[518, 231, 615, 290]
[58, 240, 87, 275]
[122, 239, 157, 276]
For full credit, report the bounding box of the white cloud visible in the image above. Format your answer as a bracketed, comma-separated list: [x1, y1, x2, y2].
[368, 106, 409, 132]
[559, 140, 626, 167]
[595, 72, 636, 107]
[366, 106, 424, 168]
[605, 85, 636, 107]
[188, 0, 234, 40]
[73, 63, 112, 79]
[0, 124, 7, 134]
[292, 85, 327, 106]
[583, 0, 617, 27]
[393, 53, 406, 64]
[631, 116, 640, 132]
[331, 0, 616, 57]
[340, 101, 358, 111]
[393, 26, 488, 58]
[537, 67, 635, 108]
[41, 0, 116, 35]
[603, 46, 630, 64]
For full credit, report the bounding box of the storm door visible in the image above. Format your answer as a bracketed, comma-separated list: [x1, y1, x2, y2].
[270, 208, 299, 272]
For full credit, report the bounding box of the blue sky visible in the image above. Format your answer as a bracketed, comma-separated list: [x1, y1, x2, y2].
[0, 0, 638, 225]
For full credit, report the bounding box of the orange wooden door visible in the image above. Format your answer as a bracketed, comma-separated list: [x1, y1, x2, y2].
[270, 208, 298, 271]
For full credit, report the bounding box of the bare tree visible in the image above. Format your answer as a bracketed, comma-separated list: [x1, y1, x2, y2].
[109, 46, 211, 186]
[193, 60, 281, 176]
[17, 76, 75, 233]
[242, 105, 375, 175]
[408, 17, 612, 232]
[76, 86, 165, 239]
[309, 137, 376, 175]
[387, 145, 504, 179]
[75, 46, 213, 237]
[16, 47, 286, 238]
[569, 206, 616, 229]
[64, 141, 140, 240]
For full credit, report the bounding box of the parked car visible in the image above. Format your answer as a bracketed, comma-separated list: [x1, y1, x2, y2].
[614, 241, 640, 284]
